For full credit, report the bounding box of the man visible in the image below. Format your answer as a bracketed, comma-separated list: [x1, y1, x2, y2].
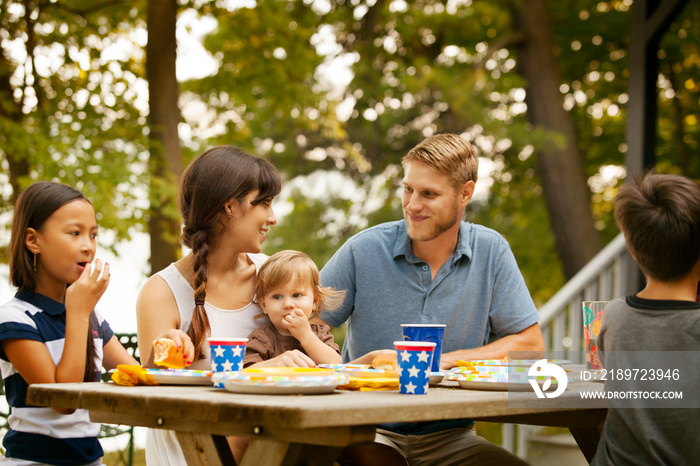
[320, 133, 543, 465]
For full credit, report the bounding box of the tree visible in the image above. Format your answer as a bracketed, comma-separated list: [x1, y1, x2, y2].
[0, 0, 149, 252]
[146, 0, 182, 274]
[511, 0, 602, 279]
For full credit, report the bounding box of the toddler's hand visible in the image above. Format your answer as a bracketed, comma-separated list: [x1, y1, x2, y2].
[284, 308, 312, 339]
[262, 349, 315, 368]
[65, 259, 110, 318]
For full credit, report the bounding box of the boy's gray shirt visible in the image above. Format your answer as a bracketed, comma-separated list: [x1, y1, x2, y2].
[592, 295, 700, 466]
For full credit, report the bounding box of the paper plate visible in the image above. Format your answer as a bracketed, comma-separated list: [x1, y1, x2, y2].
[144, 368, 213, 386]
[455, 372, 569, 392]
[455, 359, 572, 367]
[214, 367, 349, 395]
[429, 371, 445, 385]
[318, 363, 398, 378]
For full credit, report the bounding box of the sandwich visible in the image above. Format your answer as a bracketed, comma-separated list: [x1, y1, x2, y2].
[153, 338, 186, 369]
[371, 352, 398, 372]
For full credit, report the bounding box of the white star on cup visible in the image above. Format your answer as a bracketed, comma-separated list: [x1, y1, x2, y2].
[400, 350, 411, 362]
[231, 346, 243, 357]
[214, 346, 225, 358]
[408, 366, 420, 378]
[221, 360, 235, 371]
[417, 351, 430, 363]
[405, 381, 417, 394]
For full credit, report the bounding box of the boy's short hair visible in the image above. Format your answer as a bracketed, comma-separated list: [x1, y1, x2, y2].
[614, 173, 700, 282]
[401, 133, 478, 188]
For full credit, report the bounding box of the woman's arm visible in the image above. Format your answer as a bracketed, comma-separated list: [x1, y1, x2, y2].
[135, 275, 194, 368]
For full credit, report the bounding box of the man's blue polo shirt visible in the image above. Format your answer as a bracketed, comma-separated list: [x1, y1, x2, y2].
[320, 220, 539, 364]
[320, 220, 539, 434]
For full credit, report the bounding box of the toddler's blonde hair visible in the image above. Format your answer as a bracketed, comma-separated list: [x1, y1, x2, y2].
[256, 250, 346, 317]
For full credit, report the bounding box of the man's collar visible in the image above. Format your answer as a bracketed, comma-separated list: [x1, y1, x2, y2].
[16, 289, 66, 316]
[393, 220, 473, 264]
[454, 221, 473, 261]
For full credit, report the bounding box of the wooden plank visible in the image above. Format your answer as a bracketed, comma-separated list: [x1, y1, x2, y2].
[175, 432, 226, 466]
[89, 410, 376, 447]
[29, 382, 608, 432]
[28, 382, 609, 465]
[570, 421, 605, 464]
[240, 438, 302, 466]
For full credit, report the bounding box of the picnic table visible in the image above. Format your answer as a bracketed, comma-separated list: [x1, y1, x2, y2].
[27, 377, 606, 465]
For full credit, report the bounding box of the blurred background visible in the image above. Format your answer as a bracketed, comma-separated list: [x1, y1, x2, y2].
[0, 0, 698, 331]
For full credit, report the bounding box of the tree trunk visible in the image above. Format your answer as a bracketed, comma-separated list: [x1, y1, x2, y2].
[512, 0, 602, 279]
[0, 47, 30, 205]
[146, 0, 182, 275]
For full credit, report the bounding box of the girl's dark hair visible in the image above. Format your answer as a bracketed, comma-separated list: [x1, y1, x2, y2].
[178, 146, 282, 360]
[9, 181, 99, 382]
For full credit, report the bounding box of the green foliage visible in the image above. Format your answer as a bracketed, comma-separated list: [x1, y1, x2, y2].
[0, 0, 149, 252]
[1, 0, 697, 309]
[182, 0, 344, 177]
[263, 186, 359, 267]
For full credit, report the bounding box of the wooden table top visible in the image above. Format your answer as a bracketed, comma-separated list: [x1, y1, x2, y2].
[27, 379, 606, 433]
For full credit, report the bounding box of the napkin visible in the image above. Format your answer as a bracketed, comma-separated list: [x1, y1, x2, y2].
[111, 365, 158, 386]
[337, 377, 399, 391]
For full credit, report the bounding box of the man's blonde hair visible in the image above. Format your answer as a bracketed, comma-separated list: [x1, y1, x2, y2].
[401, 133, 478, 188]
[256, 250, 346, 315]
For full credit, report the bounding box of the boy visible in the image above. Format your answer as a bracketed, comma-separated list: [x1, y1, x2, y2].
[592, 173, 700, 465]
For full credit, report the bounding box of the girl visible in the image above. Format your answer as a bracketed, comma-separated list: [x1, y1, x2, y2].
[0, 181, 185, 465]
[244, 250, 345, 366]
[136, 146, 312, 465]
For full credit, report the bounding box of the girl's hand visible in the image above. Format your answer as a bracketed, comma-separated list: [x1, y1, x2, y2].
[284, 308, 312, 340]
[254, 349, 315, 368]
[65, 259, 110, 317]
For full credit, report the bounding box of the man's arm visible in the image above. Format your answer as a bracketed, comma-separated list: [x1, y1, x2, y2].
[439, 323, 544, 369]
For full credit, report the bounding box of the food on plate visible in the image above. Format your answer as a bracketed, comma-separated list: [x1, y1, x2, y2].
[455, 356, 508, 367]
[454, 364, 478, 374]
[153, 337, 186, 369]
[337, 377, 399, 391]
[371, 352, 398, 371]
[111, 365, 158, 386]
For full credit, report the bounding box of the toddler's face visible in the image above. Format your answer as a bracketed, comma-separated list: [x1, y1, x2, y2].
[260, 281, 315, 333]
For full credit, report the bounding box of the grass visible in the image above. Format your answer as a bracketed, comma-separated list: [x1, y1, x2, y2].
[102, 449, 146, 466]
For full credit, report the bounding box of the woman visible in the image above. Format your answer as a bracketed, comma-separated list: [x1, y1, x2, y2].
[136, 146, 315, 465]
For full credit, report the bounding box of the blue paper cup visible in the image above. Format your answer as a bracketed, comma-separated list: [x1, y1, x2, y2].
[394, 341, 436, 394]
[208, 338, 247, 388]
[401, 324, 445, 372]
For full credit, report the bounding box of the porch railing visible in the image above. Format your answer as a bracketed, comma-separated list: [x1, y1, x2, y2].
[502, 232, 634, 457]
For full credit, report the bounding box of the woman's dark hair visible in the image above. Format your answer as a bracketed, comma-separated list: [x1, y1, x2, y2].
[178, 146, 282, 360]
[9, 181, 99, 382]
